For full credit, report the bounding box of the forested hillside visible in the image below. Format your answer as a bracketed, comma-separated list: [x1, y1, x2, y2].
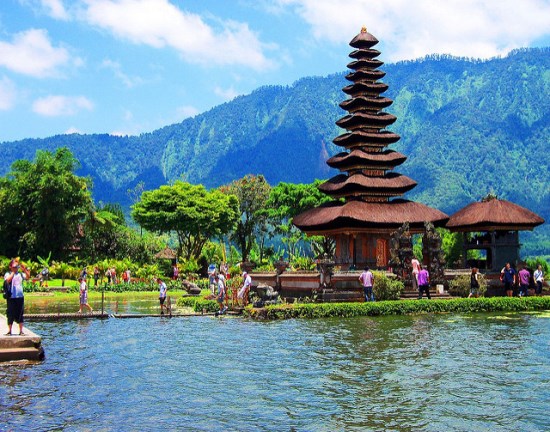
[1, 47, 548, 255]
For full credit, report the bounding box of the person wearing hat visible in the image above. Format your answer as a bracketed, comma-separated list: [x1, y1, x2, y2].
[237, 271, 252, 307]
[215, 273, 228, 315]
[4, 259, 30, 336]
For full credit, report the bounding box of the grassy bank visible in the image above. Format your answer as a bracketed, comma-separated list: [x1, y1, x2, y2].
[244, 297, 550, 320]
[0, 290, 189, 306]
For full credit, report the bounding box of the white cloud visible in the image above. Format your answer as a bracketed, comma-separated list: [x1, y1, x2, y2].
[64, 126, 83, 134]
[0, 29, 71, 77]
[32, 95, 94, 116]
[176, 105, 199, 119]
[110, 130, 132, 137]
[214, 86, 240, 101]
[276, 0, 550, 61]
[82, 0, 275, 69]
[0, 77, 17, 111]
[101, 59, 144, 87]
[41, 0, 70, 20]
[21, 0, 71, 20]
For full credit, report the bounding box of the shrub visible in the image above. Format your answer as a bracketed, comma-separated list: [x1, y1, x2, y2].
[373, 272, 404, 300]
[244, 297, 550, 320]
[448, 273, 487, 297]
[176, 296, 218, 313]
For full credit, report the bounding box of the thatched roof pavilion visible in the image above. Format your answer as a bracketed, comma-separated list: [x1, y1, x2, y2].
[154, 246, 177, 260]
[447, 198, 544, 270]
[447, 199, 544, 231]
[293, 27, 448, 269]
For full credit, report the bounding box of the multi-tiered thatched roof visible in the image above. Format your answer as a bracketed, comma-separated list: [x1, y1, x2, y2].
[294, 28, 448, 235]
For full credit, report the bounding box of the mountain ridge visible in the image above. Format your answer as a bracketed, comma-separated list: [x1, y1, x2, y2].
[1, 47, 548, 254]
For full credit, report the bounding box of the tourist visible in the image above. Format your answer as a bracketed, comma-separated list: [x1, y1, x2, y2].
[122, 269, 131, 284]
[417, 265, 431, 299]
[237, 271, 252, 306]
[215, 274, 228, 315]
[40, 266, 49, 288]
[105, 268, 112, 285]
[220, 262, 228, 278]
[411, 257, 421, 291]
[358, 266, 375, 302]
[518, 266, 531, 297]
[533, 264, 544, 296]
[78, 277, 93, 313]
[217, 270, 229, 309]
[4, 259, 30, 336]
[93, 266, 100, 287]
[80, 267, 88, 280]
[469, 267, 480, 298]
[158, 277, 168, 315]
[500, 262, 516, 297]
[111, 267, 117, 284]
[172, 264, 179, 280]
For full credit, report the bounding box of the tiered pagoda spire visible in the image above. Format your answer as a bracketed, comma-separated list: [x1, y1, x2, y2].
[321, 27, 415, 203]
[294, 28, 447, 268]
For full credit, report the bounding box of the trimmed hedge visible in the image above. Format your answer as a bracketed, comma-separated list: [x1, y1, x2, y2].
[244, 297, 550, 320]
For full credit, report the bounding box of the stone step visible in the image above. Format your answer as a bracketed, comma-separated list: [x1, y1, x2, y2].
[321, 290, 363, 302]
[401, 291, 452, 299]
[0, 346, 45, 362]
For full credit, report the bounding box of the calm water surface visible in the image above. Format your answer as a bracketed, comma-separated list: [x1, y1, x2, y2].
[1, 311, 549, 431]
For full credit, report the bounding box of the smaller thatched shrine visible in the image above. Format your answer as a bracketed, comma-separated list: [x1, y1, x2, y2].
[446, 198, 544, 271]
[154, 246, 177, 261]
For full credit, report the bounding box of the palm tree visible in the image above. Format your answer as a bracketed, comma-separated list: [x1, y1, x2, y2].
[83, 206, 120, 262]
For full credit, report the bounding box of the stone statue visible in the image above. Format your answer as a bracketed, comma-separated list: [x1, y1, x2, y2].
[389, 222, 413, 284]
[422, 222, 446, 285]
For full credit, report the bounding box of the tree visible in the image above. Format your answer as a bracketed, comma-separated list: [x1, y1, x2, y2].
[0, 147, 92, 260]
[265, 180, 333, 257]
[219, 175, 271, 263]
[132, 181, 239, 260]
[81, 204, 123, 262]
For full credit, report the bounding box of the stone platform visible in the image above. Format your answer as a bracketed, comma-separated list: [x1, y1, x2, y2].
[0, 314, 45, 362]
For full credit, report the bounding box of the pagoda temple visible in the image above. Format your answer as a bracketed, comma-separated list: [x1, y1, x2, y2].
[293, 27, 448, 270]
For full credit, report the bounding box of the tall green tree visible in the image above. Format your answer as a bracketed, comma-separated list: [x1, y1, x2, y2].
[220, 175, 271, 263]
[0, 147, 92, 259]
[81, 203, 124, 262]
[265, 180, 332, 257]
[132, 181, 239, 260]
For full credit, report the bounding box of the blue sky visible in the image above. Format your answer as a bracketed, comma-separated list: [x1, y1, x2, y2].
[1, 0, 549, 142]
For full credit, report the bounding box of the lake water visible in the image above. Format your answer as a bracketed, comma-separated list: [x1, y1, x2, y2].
[1, 311, 549, 431]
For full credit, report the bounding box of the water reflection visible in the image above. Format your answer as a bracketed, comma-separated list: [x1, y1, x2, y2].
[24, 296, 165, 315]
[0, 312, 549, 431]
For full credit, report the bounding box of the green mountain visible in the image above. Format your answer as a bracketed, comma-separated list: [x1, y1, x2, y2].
[1, 47, 548, 255]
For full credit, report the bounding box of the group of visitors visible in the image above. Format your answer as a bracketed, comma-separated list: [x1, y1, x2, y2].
[358, 259, 432, 302]
[500, 262, 544, 297]
[208, 264, 253, 316]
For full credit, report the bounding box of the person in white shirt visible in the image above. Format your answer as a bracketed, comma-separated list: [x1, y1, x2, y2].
[411, 257, 421, 290]
[78, 277, 93, 313]
[215, 274, 227, 315]
[157, 278, 168, 315]
[4, 259, 30, 336]
[533, 265, 544, 296]
[237, 271, 252, 307]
